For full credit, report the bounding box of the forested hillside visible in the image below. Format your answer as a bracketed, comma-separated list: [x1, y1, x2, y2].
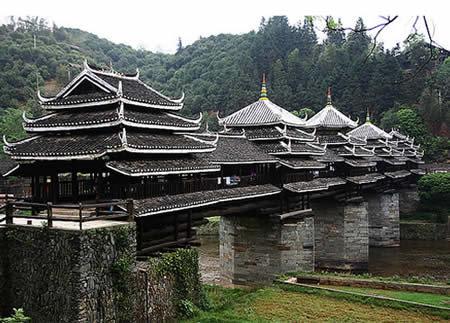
[0, 16, 448, 159]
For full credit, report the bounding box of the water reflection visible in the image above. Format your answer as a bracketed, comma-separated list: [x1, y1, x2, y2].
[196, 236, 450, 284]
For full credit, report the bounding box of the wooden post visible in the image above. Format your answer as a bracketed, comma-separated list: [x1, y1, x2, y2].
[5, 201, 13, 225]
[174, 213, 179, 241]
[126, 199, 134, 222]
[187, 210, 192, 239]
[47, 202, 53, 228]
[79, 203, 83, 230]
[71, 171, 78, 202]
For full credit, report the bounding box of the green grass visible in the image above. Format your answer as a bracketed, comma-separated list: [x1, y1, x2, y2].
[322, 285, 450, 308]
[283, 270, 450, 286]
[184, 285, 448, 322]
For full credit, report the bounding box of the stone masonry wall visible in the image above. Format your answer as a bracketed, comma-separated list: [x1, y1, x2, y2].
[0, 223, 136, 323]
[367, 192, 400, 247]
[220, 215, 314, 285]
[312, 198, 368, 271]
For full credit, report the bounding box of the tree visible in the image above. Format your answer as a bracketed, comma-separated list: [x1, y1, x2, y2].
[176, 37, 183, 53]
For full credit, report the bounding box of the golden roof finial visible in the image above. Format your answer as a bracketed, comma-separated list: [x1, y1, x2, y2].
[259, 73, 268, 101]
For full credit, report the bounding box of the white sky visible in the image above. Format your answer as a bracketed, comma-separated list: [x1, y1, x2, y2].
[2, 0, 449, 53]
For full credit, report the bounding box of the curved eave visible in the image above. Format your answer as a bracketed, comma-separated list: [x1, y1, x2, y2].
[2, 164, 20, 177]
[23, 119, 200, 132]
[106, 164, 221, 177]
[209, 159, 279, 165]
[5, 146, 216, 161]
[42, 97, 183, 111]
[271, 151, 325, 156]
[278, 160, 327, 170]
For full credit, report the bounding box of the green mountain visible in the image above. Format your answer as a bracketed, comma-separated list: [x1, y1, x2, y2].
[0, 16, 448, 158]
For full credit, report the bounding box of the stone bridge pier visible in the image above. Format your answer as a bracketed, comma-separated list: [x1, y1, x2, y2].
[219, 214, 314, 285]
[312, 197, 369, 272]
[366, 191, 400, 247]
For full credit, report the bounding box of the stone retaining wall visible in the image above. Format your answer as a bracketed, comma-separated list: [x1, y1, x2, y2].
[400, 222, 448, 240]
[0, 224, 202, 322]
[0, 223, 136, 322]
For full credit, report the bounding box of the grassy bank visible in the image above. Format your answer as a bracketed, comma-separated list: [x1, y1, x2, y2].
[320, 285, 450, 308]
[185, 285, 448, 322]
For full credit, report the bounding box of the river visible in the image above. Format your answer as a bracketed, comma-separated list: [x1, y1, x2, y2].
[195, 236, 450, 284]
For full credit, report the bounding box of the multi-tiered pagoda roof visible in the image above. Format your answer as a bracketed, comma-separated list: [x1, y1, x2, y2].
[347, 114, 424, 179]
[218, 75, 326, 171]
[4, 61, 216, 176]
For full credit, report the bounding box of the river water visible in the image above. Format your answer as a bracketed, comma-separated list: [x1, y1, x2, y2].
[195, 236, 450, 284]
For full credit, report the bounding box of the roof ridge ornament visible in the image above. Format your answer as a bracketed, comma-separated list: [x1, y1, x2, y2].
[22, 111, 34, 123]
[117, 81, 123, 97]
[366, 107, 371, 123]
[326, 86, 332, 105]
[119, 128, 128, 147]
[2, 135, 11, 148]
[117, 101, 125, 119]
[259, 73, 269, 101]
[172, 91, 185, 103]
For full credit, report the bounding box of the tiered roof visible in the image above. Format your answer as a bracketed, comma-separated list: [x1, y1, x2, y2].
[218, 76, 325, 170]
[305, 88, 358, 129]
[4, 61, 218, 176]
[346, 113, 424, 169]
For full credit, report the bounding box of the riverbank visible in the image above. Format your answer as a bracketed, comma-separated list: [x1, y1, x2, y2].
[184, 285, 448, 322]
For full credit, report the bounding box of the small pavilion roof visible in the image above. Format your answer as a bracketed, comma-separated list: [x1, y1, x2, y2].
[218, 76, 306, 127]
[347, 121, 392, 140]
[305, 89, 358, 129]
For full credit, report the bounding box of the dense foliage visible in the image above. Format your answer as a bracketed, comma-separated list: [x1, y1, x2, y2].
[418, 172, 450, 206]
[150, 248, 208, 318]
[417, 172, 450, 222]
[0, 16, 448, 159]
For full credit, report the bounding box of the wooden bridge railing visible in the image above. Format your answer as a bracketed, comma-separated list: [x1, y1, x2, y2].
[0, 199, 133, 230]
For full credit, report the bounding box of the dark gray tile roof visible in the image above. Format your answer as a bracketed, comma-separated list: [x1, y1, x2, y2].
[305, 104, 358, 129]
[254, 142, 288, 154]
[344, 158, 376, 168]
[219, 99, 306, 126]
[96, 73, 181, 107]
[134, 184, 281, 216]
[279, 158, 326, 169]
[245, 127, 283, 140]
[5, 131, 215, 159]
[384, 170, 411, 179]
[347, 122, 392, 140]
[346, 173, 385, 184]
[318, 135, 348, 145]
[312, 149, 345, 162]
[25, 108, 119, 129]
[106, 156, 220, 176]
[206, 136, 278, 164]
[284, 177, 346, 193]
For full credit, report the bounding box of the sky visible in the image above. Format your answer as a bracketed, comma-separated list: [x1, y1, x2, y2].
[2, 0, 449, 53]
